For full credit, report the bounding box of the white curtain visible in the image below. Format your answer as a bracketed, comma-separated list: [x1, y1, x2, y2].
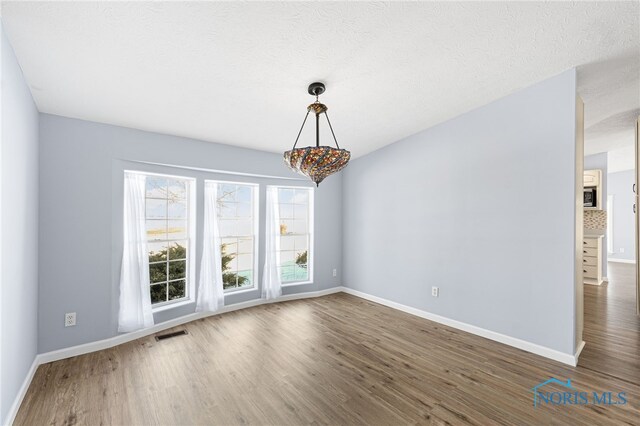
[262, 186, 282, 300]
[118, 172, 154, 332]
[196, 182, 225, 312]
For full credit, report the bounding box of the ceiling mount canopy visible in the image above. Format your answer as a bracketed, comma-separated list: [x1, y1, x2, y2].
[284, 82, 351, 187]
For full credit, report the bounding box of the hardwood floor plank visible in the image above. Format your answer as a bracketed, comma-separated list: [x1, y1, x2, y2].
[14, 263, 640, 425]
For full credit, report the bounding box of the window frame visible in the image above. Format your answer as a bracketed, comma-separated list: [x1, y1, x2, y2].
[272, 185, 314, 286]
[207, 179, 260, 294]
[132, 171, 197, 312]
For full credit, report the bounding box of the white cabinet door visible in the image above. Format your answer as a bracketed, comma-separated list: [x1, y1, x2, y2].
[583, 170, 600, 187]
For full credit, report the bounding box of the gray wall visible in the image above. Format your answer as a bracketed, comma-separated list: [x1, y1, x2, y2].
[584, 152, 608, 277]
[342, 70, 579, 355]
[608, 170, 635, 261]
[1, 24, 39, 423]
[38, 114, 342, 353]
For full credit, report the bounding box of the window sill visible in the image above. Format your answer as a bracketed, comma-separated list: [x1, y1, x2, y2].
[224, 286, 259, 296]
[281, 280, 313, 287]
[152, 298, 194, 313]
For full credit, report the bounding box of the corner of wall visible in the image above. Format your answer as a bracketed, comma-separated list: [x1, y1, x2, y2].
[1, 22, 41, 425]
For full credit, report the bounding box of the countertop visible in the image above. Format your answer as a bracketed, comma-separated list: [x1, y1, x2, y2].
[584, 229, 605, 238]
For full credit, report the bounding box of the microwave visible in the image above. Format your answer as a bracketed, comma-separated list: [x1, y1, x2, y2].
[584, 187, 597, 208]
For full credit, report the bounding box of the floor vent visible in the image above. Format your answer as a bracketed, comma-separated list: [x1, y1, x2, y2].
[155, 330, 188, 341]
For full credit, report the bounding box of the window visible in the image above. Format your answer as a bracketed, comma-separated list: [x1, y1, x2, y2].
[214, 181, 258, 292]
[145, 174, 195, 306]
[277, 187, 313, 284]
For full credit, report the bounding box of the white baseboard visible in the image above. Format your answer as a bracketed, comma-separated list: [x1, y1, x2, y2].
[3, 357, 39, 426]
[341, 287, 579, 367]
[38, 286, 343, 364]
[607, 258, 636, 264]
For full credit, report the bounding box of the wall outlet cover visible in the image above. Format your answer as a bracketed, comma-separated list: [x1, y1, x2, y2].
[65, 312, 76, 327]
[431, 287, 439, 297]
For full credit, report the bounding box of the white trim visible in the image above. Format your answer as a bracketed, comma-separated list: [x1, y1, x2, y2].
[574, 340, 586, 361]
[281, 280, 313, 287]
[341, 287, 580, 367]
[129, 160, 309, 182]
[223, 286, 259, 295]
[37, 287, 343, 365]
[607, 194, 614, 253]
[133, 171, 197, 310]
[3, 357, 39, 426]
[207, 179, 260, 295]
[151, 297, 194, 313]
[124, 169, 197, 182]
[270, 185, 314, 285]
[607, 258, 636, 264]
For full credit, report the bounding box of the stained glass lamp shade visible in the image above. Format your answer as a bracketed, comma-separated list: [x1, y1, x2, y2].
[284, 82, 350, 187]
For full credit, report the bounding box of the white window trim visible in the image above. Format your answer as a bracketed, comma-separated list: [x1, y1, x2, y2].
[223, 286, 260, 296]
[127, 170, 197, 312]
[273, 185, 314, 287]
[151, 297, 194, 313]
[207, 179, 260, 293]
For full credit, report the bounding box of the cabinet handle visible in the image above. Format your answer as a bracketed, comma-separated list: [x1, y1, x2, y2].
[583, 241, 587, 245]
[583, 250, 587, 253]
[583, 270, 587, 273]
[583, 259, 587, 262]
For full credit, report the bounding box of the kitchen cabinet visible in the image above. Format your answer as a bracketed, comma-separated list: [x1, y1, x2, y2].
[584, 169, 602, 210]
[583, 170, 601, 187]
[582, 235, 603, 285]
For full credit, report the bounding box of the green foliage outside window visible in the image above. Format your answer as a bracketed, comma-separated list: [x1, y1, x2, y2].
[149, 243, 248, 303]
[296, 250, 308, 268]
[221, 243, 248, 289]
[149, 244, 187, 304]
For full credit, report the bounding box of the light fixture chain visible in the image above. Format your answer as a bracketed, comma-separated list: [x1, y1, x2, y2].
[292, 111, 310, 150]
[324, 112, 341, 149]
[316, 112, 320, 147]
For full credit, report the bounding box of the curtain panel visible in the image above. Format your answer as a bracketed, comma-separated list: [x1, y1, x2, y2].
[262, 186, 282, 300]
[196, 181, 225, 312]
[118, 172, 154, 332]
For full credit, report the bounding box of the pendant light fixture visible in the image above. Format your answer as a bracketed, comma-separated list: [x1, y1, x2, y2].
[284, 82, 350, 187]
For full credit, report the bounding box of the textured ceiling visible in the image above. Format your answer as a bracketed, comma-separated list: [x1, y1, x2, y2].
[1, 1, 638, 158]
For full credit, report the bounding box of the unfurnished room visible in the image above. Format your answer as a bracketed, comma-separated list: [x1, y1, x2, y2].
[1, 1, 639, 425]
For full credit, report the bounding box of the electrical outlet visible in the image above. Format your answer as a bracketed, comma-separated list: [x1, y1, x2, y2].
[620, 248, 625, 253]
[333, 268, 337, 277]
[65, 312, 76, 327]
[431, 287, 439, 297]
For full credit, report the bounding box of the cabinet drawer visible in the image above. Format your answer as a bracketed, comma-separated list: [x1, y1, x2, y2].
[582, 247, 598, 257]
[582, 265, 598, 279]
[582, 256, 597, 267]
[583, 238, 598, 249]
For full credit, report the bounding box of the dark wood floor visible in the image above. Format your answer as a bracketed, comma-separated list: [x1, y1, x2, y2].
[15, 263, 640, 425]
[580, 262, 640, 385]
